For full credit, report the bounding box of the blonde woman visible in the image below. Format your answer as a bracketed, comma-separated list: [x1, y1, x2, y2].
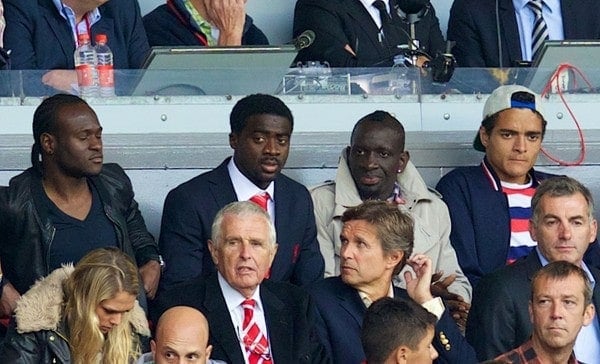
[0, 247, 150, 363]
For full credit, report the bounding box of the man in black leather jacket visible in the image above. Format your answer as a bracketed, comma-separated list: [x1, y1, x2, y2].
[0, 94, 162, 316]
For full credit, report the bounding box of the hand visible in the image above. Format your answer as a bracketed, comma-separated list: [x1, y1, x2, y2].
[0, 0, 5, 48]
[404, 254, 434, 304]
[139, 260, 161, 300]
[203, 0, 245, 45]
[0, 281, 21, 317]
[430, 272, 470, 330]
[42, 70, 78, 93]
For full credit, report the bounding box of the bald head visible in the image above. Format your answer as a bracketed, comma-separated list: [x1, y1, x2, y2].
[152, 306, 212, 364]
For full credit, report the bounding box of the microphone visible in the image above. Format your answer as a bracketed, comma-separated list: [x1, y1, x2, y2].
[293, 30, 316, 51]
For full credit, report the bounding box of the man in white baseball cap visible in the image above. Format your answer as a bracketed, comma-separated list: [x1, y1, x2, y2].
[436, 85, 552, 288]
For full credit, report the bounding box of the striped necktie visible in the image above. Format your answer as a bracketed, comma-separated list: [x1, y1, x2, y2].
[241, 299, 272, 364]
[528, 0, 549, 62]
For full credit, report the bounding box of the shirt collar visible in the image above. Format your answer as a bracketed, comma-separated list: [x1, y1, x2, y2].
[227, 157, 275, 202]
[218, 271, 263, 313]
[358, 283, 394, 308]
[536, 247, 596, 287]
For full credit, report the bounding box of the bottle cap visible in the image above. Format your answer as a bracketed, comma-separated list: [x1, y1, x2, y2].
[95, 34, 108, 44]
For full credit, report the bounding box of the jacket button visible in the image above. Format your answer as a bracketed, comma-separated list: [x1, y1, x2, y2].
[49, 335, 55, 341]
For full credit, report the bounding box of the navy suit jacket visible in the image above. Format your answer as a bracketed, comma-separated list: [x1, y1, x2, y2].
[308, 277, 477, 364]
[143, 4, 268, 47]
[158, 158, 324, 292]
[293, 0, 445, 67]
[448, 0, 600, 67]
[154, 274, 331, 364]
[3, 0, 149, 70]
[466, 250, 600, 361]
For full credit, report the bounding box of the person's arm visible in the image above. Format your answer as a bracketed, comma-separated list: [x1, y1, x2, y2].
[436, 173, 483, 287]
[465, 273, 518, 361]
[0, 322, 46, 363]
[126, 0, 150, 68]
[3, 0, 37, 69]
[290, 188, 325, 286]
[310, 187, 338, 278]
[424, 4, 446, 56]
[446, 0, 486, 67]
[293, 0, 361, 67]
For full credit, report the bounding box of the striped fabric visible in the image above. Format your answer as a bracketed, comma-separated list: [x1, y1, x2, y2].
[502, 182, 536, 264]
[528, 0, 549, 62]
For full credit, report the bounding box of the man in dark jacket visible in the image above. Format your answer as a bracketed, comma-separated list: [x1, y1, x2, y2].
[0, 94, 162, 317]
[144, 0, 268, 47]
[436, 85, 600, 288]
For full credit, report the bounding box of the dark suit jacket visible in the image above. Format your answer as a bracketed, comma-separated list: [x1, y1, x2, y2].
[154, 274, 331, 364]
[3, 0, 149, 70]
[143, 4, 269, 47]
[466, 250, 600, 361]
[293, 0, 445, 67]
[447, 0, 600, 67]
[308, 277, 477, 364]
[158, 158, 324, 292]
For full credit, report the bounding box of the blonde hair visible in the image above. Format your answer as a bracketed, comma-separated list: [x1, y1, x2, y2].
[63, 248, 141, 364]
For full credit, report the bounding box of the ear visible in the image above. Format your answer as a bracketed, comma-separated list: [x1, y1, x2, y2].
[588, 218, 598, 245]
[40, 132, 55, 156]
[528, 301, 534, 323]
[394, 345, 409, 364]
[150, 339, 156, 355]
[478, 126, 489, 148]
[396, 151, 410, 173]
[386, 250, 404, 271]
[206, 344, 213, 361]
[529, 219, 538, 243]
[583, 304, 595, 327]
[208, 240, 219, 266]
[229, 132, 238, 150]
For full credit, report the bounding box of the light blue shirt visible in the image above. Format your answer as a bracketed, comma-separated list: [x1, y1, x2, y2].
[513, 0, 564, 61]
[51, 0, 101, 44]
[536, 248, 600, 364]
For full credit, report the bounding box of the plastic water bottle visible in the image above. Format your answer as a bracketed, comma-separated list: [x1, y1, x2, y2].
[95, 34, 115, 97]
[74, 33, 98, 97]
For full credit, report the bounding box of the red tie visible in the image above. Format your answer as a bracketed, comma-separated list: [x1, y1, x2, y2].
[241, 299, 272, 364]
[249, 193, 270, 211]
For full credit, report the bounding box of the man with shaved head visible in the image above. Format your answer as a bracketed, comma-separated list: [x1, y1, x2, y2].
[138, 305, 220, 364]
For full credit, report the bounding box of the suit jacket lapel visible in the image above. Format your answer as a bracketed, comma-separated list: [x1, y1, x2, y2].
[40, 0, 75, 67]
[208, 158, 238, 207]
[336, 283, 366, 327]
[204, 276, 245, 364]
[261, 284, 293, 362]
[499, 0, 523, 65]
[346, 0, 383, 51]
[589, 267, 600, 325]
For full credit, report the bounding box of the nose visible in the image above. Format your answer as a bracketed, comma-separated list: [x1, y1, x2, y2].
[340, 242, 354, 260]
[550, 301, 564, 320]
[239, 241, 252, 259]
[264, 137, 280, 156]
[90, 135, 102, 151]
[364, 151, 378, 169]
[430, 345, 439, 361]
[109, 313, 123, 327]
[513, 135, 527, 153]
[558, 222, 572, 240]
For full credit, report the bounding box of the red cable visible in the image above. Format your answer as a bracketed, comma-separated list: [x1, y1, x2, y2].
[538, 63, 588, 166]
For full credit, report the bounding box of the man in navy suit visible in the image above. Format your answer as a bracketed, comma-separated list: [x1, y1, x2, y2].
[158, 94, 324, 294]
[154, 201, 330, 363]
[308, 200, 476, 364]
[3, 0, 149, 91]
[447, 0, 600, 67]
[466, 176, 600, 362]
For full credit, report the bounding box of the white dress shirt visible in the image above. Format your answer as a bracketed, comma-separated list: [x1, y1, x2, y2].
[227, 158, 275, 223]
[218, 272, 273, 364]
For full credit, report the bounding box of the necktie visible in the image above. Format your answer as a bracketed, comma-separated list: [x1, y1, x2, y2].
[528, 0, 549, 62]
[249, 193, 270, 211]
[372, 0, 393, 42]
[241, 299, 272, 364]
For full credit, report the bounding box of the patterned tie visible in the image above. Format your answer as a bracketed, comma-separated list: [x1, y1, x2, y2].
[372, 0, 393, 41]
[241, 299, 272, 364]
[249, 193, 270, 211]
[528, 0, 549, 62]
